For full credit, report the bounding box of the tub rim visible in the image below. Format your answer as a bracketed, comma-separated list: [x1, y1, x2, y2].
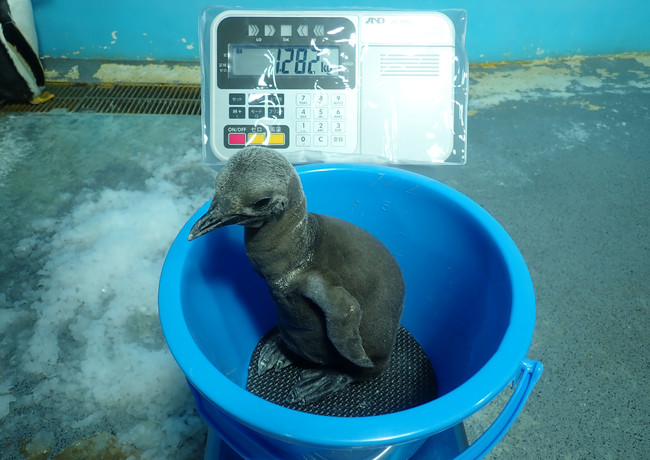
[158, 163, 536, 448]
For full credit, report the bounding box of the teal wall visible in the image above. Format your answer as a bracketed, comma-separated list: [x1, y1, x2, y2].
[31, 0, 650, 63]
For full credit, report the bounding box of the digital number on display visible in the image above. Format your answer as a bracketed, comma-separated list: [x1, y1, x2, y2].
[229, 45, 341, 77]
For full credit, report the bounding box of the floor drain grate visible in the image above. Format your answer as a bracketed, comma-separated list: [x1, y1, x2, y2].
[1, 82, 201, 115]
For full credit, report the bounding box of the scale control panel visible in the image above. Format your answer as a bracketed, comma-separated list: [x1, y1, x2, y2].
[208, 11, 456, 162]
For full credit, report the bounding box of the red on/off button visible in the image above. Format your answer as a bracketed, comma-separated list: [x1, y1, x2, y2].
[228, 133, 246, 145]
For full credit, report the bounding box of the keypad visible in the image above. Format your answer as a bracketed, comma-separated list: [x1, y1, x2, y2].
[292, 92, 347, 148]
[228, 93, 286, 120]
[225, 92, 288, 148]
[225, 91, 348, 149]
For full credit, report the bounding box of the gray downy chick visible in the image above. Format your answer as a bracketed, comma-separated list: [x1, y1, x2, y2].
[188, 146, 405, 404]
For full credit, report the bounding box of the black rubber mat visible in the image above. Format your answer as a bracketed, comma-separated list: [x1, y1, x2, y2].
[246, 326, 437, 417]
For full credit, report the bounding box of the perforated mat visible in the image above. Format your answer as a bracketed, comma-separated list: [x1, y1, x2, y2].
[246, 326, 437, 417]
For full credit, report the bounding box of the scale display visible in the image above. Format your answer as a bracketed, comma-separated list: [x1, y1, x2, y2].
[206, 10, 457, 163]
[228, 45, 341, 77]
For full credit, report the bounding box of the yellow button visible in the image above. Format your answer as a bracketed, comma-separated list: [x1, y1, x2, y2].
[247, 133, 265, 144]
[269, 133, 285, 145]
[247, 133, 285, 145]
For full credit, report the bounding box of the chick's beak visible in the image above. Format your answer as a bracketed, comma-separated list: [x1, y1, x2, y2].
[188, 201, 243, 241]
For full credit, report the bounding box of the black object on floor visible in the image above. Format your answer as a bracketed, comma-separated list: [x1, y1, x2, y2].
[246, 326, 437, 417]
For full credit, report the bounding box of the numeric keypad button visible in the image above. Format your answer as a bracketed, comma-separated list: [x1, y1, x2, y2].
[314, 122, 327, 133]
[296, 135, 311, 147]
[314, 108, 328, 120]
[331, 94, 345, 106]
[296, 94, 311, 106]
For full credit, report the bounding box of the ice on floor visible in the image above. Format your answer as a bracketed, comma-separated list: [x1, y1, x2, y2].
[0, 114, 213, 458]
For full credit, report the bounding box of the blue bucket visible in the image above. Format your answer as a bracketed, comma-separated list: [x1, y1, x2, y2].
[159, 164, 542, 459]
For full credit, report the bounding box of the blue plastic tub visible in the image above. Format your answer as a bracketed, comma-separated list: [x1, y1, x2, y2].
[159, 164, 542, 459]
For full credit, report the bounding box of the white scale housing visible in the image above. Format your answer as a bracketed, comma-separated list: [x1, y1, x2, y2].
[208, 10, 456, 163]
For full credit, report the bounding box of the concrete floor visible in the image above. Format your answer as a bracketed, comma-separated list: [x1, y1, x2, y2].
[0, 55, 648, 459]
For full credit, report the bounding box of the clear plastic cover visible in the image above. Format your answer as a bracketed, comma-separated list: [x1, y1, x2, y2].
[199, 7, 468, 166]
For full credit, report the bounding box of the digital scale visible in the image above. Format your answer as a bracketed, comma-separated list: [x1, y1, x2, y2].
[203, 10, 460, 164]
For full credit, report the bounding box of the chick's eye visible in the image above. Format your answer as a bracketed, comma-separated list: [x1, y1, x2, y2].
[253, 197, 271, 209]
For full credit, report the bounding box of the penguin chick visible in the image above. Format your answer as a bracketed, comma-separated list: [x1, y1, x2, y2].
[188, 146, 405, 404]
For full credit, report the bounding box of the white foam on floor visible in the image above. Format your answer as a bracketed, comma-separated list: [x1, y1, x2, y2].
[3, 146, 211, 458]
[0, 115, 33, 184]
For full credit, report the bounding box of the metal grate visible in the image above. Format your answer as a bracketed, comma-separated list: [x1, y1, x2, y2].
[1, 82, 201, 115]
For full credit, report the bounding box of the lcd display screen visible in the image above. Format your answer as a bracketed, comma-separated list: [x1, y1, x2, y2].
[229, 45, 341, 77]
